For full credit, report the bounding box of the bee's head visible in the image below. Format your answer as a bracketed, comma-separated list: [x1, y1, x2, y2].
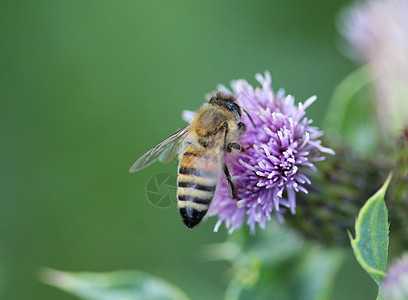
[207, 91, 242, 118]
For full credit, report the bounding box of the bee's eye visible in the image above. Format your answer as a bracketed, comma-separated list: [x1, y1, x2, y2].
[225, 101, 241, 117]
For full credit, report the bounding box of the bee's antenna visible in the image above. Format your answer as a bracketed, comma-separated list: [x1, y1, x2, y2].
[243, 108, 256, 128]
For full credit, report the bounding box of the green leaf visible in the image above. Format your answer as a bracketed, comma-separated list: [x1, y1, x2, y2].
[349, 173, 392, 295]
[325, 67, 372, 131]
[235, 246, 345, 300]
[39, 268, 190, 300]
[324, 66, 380, 155]
[221, 221, 345, 300]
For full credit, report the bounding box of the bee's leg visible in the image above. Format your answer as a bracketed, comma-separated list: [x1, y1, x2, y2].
[227, 142, 245, 153]
[223, 163, 235, 198]
[224, 122, 246, 153]
[237, 122, 246, 135]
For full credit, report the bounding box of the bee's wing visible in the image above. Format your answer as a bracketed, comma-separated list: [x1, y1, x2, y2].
[129, 125, 190, 173]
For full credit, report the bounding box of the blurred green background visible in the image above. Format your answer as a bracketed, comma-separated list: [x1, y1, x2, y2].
[0, 0, 376, 299]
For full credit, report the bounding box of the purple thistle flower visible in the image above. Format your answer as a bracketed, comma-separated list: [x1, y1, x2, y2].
[183, 72, 334, 233]
[382, 254, 408, 300]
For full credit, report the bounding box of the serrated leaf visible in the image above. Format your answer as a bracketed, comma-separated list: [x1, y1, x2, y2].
[349, 173, 392, 292]
[39, 268, 190, 300]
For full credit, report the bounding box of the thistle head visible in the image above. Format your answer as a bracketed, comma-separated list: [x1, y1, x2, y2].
[185, 72, 333, 233]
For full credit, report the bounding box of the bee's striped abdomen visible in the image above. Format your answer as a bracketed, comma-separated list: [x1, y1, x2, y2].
[177, 150, 220, 229]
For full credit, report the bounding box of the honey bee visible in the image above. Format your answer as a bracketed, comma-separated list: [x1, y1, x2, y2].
[130, 92, 248, 229]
